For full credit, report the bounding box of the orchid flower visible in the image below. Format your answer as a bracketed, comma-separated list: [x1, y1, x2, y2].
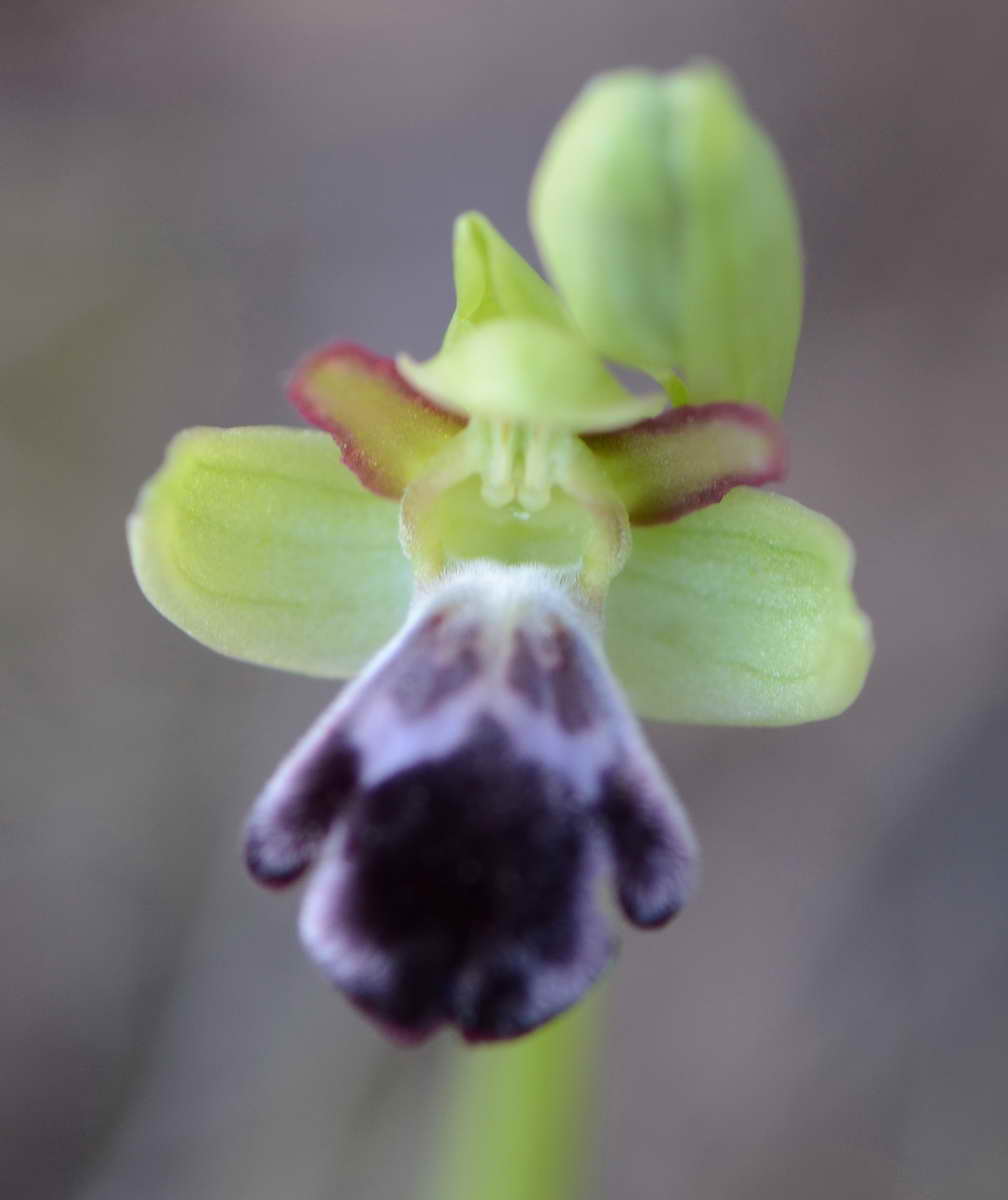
[128, 64, 871, 1043]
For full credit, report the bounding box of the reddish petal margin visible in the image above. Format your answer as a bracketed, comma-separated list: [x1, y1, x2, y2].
[290, 342, 465, 498]
[584, 402, 788, 525]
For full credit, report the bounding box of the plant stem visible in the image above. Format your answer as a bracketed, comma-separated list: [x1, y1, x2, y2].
[426, 995, 602, 1200]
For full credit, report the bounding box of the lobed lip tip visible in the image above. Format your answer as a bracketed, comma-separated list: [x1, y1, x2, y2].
[243, 833, 309, 890]
[626, 896, 683, 929]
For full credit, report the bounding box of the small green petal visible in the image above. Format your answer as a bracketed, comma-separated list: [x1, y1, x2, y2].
[398, 318, 663, 432]
[530, 64, 802, 414]
[291, 343, 462, 498]
[586, 401, 787, 524]
[128, 426, 410, 678]
[605, 488, 872, 725]
[441, 211, 569, 349]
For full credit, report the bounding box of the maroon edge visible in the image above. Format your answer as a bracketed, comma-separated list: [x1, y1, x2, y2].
[287, 341, 464, 500]
[585, 401, 790, 526]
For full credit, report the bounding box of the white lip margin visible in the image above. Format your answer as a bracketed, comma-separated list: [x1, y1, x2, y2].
[298, 824, 394, 996]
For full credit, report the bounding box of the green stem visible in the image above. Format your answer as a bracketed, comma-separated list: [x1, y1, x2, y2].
[425, 995, 603, 1200]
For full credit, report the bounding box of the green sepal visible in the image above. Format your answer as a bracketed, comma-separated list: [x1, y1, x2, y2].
[399, 318, 663, 432]
[441, 211, 569, 349]
[605, 487, 872, 724]
[530, 63, 803, 414]
[128, 426, 410, 678]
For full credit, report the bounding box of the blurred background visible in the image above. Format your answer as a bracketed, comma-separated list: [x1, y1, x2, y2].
[2, 1, 1006, 1197]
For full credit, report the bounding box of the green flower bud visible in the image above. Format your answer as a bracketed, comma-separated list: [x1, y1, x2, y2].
[530, 63, 803, 414]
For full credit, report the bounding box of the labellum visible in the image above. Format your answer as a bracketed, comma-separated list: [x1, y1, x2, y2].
[245, 562, 696, 1041]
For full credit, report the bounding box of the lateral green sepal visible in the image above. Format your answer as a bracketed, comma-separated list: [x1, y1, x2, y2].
[128, 426, 410, 677]
[605, 487, 872, 724]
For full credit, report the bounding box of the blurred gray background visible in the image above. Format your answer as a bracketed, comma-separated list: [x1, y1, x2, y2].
[2, 2, 1006, 1198]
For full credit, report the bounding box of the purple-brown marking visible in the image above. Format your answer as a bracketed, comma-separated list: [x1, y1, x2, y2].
[506, 629, 549, 710]
[547, 625, 598, 733]
[388, 613, 482, 718]
[245, 737, 359, 888]
[306, 715, 613, 1042]
[596, 767, 689, 927]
